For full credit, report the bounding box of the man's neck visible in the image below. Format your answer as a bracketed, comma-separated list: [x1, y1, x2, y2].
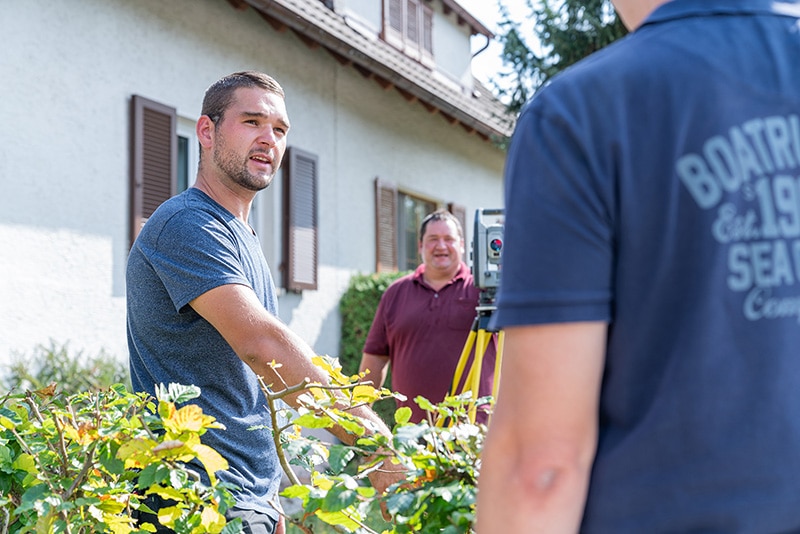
[423, 264, 461, 291]
[193, 172, 254, 225]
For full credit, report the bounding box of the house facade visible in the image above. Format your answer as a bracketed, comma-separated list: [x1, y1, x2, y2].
[0, 0, 512, 367]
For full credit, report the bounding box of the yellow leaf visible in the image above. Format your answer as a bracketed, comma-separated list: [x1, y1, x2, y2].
[151, 486, 184, 502]
[308, 386, 327, 401]
[157, 505, 183, 528]
[12, 453, 37, 475]
[315, 509, 361, 531]
[163, 404, 218, 434]
[199, 506, 227, 533]
[351, 384, 381, 403]
[35, 509, 56, 534]
[311, 472, 334, 491]
[96, 497, 127, 514]
[312, 355, 335, 374]
[0, 416, 14, 430]
[117, 438, 158, 469]
[191, 443, 229, 485]
[105, 513, 136, 534]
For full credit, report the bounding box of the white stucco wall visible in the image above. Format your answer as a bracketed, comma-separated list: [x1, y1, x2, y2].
[0, 0, 504, 368]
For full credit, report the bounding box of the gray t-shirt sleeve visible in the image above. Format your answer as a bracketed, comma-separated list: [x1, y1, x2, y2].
[146, 208, 252, 312]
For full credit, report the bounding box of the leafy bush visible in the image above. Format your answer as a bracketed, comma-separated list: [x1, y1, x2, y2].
[266, 356, 490, 534]
[339, 272, 407, 426]
[2, 341, 492, 533]
[0, 383, 239, 533]
[2, 340, 129, 395]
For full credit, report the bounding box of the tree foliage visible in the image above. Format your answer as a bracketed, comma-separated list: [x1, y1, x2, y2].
[494, 0, 628, 114]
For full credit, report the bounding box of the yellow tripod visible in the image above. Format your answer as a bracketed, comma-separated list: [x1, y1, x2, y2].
[445, 304, 504, 425]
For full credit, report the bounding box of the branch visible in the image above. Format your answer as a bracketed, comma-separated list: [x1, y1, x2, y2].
[258, 376, 302, 488]
[64, 441, 98, 500]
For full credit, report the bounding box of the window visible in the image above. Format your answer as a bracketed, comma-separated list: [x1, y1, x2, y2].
[383, 0, 434, 64]
[177, 135, 190, 193]
[375, 178, 466, 272]
[399, 193, 436, 271]
[282, 147, 319, 292]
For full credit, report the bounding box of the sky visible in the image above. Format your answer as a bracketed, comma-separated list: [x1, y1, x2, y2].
[456, 0, 534, 87]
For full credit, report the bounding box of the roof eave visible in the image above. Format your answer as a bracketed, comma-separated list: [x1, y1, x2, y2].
[237, 0, 513, 140]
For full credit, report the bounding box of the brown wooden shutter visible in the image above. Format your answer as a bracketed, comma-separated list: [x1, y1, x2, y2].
[375, 177, 398, 272]
[448, 202, 468, 262]
[283, 147, 319, 292]
[130, 95, 177, 246]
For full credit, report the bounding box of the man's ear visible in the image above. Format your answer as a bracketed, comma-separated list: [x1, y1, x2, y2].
[196, 115, 215, 150]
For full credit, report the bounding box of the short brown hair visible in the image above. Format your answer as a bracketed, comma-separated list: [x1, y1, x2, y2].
[419, 209, 463, 242]
[201, 71, 285, 125]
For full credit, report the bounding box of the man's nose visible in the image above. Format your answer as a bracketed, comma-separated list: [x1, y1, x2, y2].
[259, 128, 277, 147]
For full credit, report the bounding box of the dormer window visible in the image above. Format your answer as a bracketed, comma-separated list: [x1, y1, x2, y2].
[383, 0, 434, 66]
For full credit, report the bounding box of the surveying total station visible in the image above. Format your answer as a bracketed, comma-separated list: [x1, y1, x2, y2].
[447, 208, 505, 424]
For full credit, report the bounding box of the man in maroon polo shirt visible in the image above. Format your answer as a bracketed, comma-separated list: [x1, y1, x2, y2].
[360, 209, 497, 423]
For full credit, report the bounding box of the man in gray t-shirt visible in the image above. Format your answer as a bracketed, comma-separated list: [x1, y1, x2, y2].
[127, 71, 401, 534]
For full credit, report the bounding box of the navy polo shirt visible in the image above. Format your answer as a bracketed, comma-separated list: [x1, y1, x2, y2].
[494, 0, 800, 530]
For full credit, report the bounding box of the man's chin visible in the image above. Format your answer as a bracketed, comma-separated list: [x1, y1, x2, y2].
[244, 174, 275, 192]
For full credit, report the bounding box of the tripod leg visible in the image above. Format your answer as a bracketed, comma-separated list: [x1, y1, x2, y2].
[438, 319, 478, 428]
[450, 326, 478, 397]
[464, 328, 493, 423]
[492, 330, 505, 402]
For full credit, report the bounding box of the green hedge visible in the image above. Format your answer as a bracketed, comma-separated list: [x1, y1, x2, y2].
[339, 271, 407, 425]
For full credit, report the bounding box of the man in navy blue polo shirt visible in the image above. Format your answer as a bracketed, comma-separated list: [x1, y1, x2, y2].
[477, 0, 800, 531]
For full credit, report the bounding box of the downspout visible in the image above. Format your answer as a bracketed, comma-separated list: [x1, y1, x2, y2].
[471, 33, 491, 59]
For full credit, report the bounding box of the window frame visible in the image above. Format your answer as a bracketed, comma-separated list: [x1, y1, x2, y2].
[382, 0, 434, 66]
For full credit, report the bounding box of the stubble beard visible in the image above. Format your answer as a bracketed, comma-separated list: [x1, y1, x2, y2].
[213, 137, 276, 192]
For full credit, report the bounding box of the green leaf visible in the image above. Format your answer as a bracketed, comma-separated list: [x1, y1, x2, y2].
[394, 406, 412, 426]
[98, 441, 125, 475]
[12, 452, 37, 475]
[220, 517, 244, 534]
[327, 445, 355, 474]
[17, 482, 49, 513]
[155, 383, 201, 404]
[322, 484, 358, 513]
[292, 413, 334, 429]
[336, 417, 365, 436]
[138, 463, 160, 487]
[385, 491, 420, 516]
[281, 485, 311, 500]
[415, 396, 435, 412]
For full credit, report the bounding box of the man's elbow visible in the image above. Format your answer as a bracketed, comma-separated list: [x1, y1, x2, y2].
[515, 443, 595, 510]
